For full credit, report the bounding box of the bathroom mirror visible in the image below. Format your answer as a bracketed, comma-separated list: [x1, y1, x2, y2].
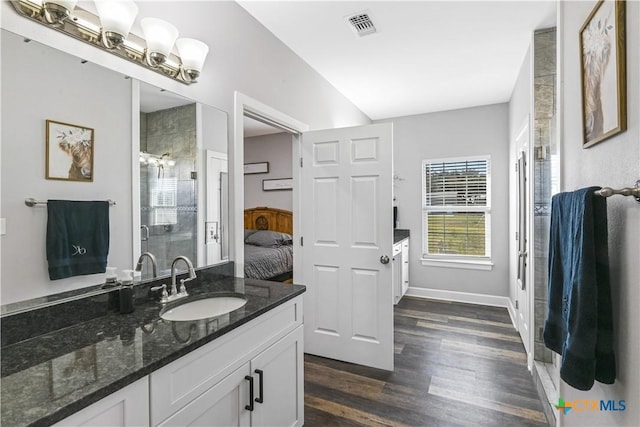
[0, 29, 229, 309]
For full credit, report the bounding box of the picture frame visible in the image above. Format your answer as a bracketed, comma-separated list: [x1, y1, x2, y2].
[46, 119, 94, 181]
[244, 162, 269, 175]
[579, 0, 626, 148]
[263, 178, 293, 191]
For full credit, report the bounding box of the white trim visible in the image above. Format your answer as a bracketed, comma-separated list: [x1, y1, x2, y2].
[506, 297, 518, 330]
[232, 92, 309, 278]
[405, 286, 510, 308]
[131, 79, 141, 271]
[420, 258, 493, 270]
[195, 103, 204, 268]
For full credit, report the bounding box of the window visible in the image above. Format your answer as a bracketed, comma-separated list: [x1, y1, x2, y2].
[150, 176, 178, 225]
[422, 156, 491, 268]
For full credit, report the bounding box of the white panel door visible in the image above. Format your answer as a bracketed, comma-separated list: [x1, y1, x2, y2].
[206, 150, 228, 265]
[301, 123, 394, 370]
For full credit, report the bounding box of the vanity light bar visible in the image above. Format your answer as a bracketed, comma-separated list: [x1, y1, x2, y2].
[10, 0, 198, 85]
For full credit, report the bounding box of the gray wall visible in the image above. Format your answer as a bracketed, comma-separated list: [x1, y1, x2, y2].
[377, 103, 510, 297]
[0, 31, 132, 303]
[559, 2, 639, 425]
[244, 133, 293, 212]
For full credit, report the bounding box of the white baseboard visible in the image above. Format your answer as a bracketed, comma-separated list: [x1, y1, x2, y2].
[405, 286, 512, 311]
[506, 297, 518, 330]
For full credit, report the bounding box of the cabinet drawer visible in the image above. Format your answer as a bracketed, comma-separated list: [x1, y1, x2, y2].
[393, 243, 402, 256]
[150, 297, 302, 425]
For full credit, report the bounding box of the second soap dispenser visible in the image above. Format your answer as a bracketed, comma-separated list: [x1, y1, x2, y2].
[119, 269, 135, 314]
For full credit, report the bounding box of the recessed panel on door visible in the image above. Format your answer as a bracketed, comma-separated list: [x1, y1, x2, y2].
[351, 176, 378, 247]
[351, 268, 379, 343]
[313, 177, 339, 245]
[314, 265, 340, 336]
[313, 141, 340, 165]
[351, 138, 378, 162]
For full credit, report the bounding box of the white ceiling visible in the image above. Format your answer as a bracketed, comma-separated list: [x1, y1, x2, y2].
[237, 1, 557, 120]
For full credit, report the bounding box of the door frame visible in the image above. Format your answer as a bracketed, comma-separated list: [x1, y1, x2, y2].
[231, 92, 309, 279]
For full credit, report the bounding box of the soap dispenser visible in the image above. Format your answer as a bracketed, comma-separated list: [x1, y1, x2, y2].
[119, 269, 135, 314]
[102, 266, 120, 311]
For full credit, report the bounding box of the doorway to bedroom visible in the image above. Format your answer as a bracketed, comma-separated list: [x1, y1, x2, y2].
[242, 116, 296, 283]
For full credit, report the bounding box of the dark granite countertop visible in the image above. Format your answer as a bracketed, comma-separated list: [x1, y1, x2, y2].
[0, 274, 305, 426]
[394, 229, 410, 244]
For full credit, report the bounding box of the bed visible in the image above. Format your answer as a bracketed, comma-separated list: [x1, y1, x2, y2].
[244, 207, 293, 282]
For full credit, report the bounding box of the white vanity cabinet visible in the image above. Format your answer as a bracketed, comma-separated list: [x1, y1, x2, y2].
[250, 326, 303, 427]
[151, 296, 304, 427]
[53, 377, 149, 427]
[393, 238, 409, 304]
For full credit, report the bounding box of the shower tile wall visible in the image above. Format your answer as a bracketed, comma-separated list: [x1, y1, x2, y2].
[533, 28, 556, 363]
[140, 103, 197, 275]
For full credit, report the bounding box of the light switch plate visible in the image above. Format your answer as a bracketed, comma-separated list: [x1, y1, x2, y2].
[0, 218, 6, 235]
[205, 221, 218, 244]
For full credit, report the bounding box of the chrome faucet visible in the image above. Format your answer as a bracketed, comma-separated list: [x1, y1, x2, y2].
[170, 256, 197, 300]
[135, 252, 158, 278]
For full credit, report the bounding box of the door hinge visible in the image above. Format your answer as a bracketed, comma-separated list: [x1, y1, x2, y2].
[515, 231, 519, 241]
[300, 157, 303, 167]
[515, 300, 519, 310]
[515, 162, 518, 172]
[300, 236, 304, 246]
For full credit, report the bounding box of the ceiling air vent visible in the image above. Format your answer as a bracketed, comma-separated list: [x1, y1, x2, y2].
[346, 12, 376, 37]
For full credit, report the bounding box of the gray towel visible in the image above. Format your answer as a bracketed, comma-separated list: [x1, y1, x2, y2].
[46, 200, 110, 280]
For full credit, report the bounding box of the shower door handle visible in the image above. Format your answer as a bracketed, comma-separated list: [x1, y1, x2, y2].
[141, 225, 150, 242]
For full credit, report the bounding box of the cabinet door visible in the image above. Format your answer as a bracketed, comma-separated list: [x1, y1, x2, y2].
[392, 243, 402, 304]
[401, 239, 409, 296]
[54, 377, 149, 427]
[158, 363, 251, 427]
[251, 326, 304, 427]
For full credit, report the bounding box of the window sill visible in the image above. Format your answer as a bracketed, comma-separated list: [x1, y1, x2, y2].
[420, 258, 493, 271]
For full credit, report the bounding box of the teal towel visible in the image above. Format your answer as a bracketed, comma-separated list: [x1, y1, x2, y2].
[543, 187, 615, 391]
[46, 200, 110, 280]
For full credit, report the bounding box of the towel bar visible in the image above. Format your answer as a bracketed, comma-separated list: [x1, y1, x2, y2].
[25, 198, 116, 207]
[594, 180, 640, 203]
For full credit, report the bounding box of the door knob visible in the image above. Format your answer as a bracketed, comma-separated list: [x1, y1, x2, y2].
[380, 255, 390, 264]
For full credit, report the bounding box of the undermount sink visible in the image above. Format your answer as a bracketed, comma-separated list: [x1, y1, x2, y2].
[160, 295, 247, 321]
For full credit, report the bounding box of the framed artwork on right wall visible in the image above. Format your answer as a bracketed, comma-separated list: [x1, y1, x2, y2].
[579, 0, 626, 148]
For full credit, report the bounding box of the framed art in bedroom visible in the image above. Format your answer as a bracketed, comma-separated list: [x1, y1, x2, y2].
[263, 178, 293, 191]
[45, 119, 94, 182]
[579, 0, 626, 148]
[244, 162, 269, 174]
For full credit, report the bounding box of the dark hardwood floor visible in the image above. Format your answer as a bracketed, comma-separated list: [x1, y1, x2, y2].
[304, 297, 549, 427]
